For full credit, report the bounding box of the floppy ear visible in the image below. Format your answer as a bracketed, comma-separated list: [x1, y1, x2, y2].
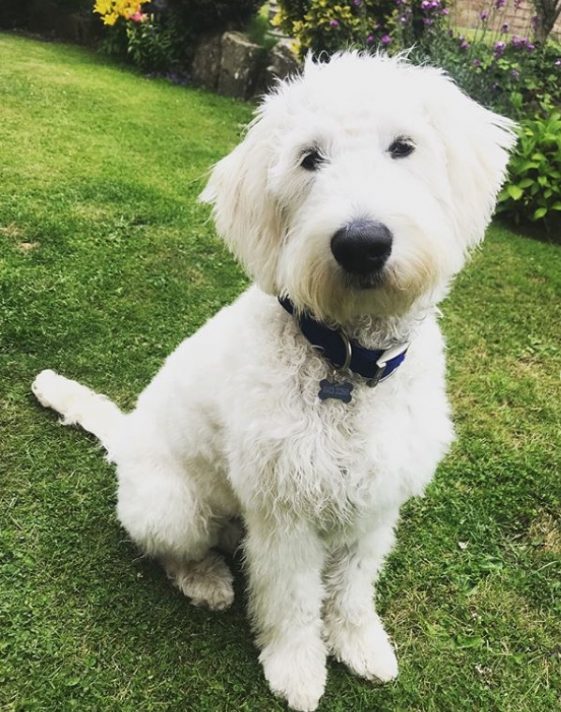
[421, 67, 517, 248]
[199, 116, 284, 294]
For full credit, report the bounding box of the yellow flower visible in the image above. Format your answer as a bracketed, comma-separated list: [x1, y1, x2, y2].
[93, 0, 141, 25]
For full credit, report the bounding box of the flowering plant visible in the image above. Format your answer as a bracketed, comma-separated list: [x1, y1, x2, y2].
[94, 0, 144, 26]
[275, 0, 448, 57]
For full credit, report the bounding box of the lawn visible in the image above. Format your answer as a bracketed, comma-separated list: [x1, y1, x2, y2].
[1, 33, 560, 712]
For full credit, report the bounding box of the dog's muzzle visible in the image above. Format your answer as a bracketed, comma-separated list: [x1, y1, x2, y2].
[331, 219, 393, 278]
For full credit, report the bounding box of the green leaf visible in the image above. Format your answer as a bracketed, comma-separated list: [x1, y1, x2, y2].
[507, 184, 523, 200]
[533, 207, 547, 220]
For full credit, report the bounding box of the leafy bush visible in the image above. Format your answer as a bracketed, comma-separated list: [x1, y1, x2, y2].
[497, 108, 561, 226]
[275, 0, 447, 57]
[125, 13, 177, 71]
[0, 0, 100, 41]
[165, 0, 261, 35]
[96, 0, 261, 73]
[415, 16, 561, 121]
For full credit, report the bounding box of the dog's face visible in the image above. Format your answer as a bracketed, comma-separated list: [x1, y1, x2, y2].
[201, 53, 516, 323]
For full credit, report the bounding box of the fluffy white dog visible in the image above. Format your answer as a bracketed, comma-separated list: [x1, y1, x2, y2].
[32, 53, 515, 711]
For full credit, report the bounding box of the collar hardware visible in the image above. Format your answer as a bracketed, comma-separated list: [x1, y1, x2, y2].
[278, 296, 409, 389]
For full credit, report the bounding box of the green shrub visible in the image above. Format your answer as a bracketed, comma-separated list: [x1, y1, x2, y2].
[165, 0, 261, 35]
[418, 34, 561, 121]
[125, 15, 177, 72]
[498, 108, 561, 227]
[275, 0, 437, 57]
[99, 0, 262, 73]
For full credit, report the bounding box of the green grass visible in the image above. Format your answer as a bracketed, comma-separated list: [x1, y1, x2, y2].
[1, 33, 560, 712]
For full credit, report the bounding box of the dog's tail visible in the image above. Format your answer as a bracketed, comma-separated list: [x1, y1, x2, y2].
[32, 369, 125, 455]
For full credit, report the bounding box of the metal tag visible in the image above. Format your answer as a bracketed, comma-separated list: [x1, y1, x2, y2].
[318, 378, 353, 403]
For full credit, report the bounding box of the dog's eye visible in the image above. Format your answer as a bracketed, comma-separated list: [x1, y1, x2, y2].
[389, 138, 415, 159]
[300, 149, 325, 171]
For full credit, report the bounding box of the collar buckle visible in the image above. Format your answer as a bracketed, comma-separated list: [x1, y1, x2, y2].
[367, 342, 410, 387]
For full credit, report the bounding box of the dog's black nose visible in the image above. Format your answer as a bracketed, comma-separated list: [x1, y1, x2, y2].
[331, 220, 393, 275]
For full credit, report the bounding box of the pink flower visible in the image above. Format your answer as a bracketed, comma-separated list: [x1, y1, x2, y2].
[130, 10, 146, 22]
[381, 34, 392, 45]
[329, 19, 340, 28]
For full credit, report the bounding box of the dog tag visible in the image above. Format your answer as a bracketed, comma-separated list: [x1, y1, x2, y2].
[318, 379, 353, 403]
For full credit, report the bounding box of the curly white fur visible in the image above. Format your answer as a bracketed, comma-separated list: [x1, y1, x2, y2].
[32, 53, 515, 711]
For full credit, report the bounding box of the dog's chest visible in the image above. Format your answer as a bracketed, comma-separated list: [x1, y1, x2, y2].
[243, 379, 425, 527]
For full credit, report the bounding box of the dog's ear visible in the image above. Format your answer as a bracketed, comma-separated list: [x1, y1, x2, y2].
[421, 67, 517, 248]
[199, 117, 283, 294]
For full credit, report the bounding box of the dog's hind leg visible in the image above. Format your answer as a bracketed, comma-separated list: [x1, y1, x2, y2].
[117, 458, 235, 611]
[33, 369, 234, 610]
[32, 369, 124, 455]
[162, 552, 234, 611]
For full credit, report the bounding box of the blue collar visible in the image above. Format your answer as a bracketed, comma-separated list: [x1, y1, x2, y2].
[279, 296, 408, 387]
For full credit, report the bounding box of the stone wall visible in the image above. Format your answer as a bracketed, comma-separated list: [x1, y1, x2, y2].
[191, 32, 299, 100]
[450, 0, 561, 40]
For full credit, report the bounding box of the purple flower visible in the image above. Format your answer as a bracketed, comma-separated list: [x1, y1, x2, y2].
[511, 68, 520, 79]
[473, 58, 481, 67]
[329, 19, 340, 28]
[381, 34, 392, 46]
[511, 34, 525, 48]
[441, 7, 449, 14]
[480, 10, 489, 21]
[495, 0, 506, 8]
[459, 36, 469, 50]
[526, 41, 535, 51]
[501, 22, 509, 33]
[352, 0, 362, 5]
[514, 0, 522, 8]
[366, 33, 375, 44]
[421, 0, 431, 9]
[494, 40, 506, 56]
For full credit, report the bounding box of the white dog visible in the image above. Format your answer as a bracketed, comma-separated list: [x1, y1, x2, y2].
[32, 53, 515, 711]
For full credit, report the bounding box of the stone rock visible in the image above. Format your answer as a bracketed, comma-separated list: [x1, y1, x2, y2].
[191, 34, 223, 92]
[218, 32, 265, 100]
[259, 39, 300, 94]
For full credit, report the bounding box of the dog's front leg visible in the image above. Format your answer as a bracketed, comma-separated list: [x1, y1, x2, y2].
[245, 512, 327, 712]
[323, 515, 399, 683]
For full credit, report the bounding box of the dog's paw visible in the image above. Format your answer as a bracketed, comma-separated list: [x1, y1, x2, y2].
[167, 552, 234, 611]
[327, 618, 398, 683]
[260, 640, 327, 711]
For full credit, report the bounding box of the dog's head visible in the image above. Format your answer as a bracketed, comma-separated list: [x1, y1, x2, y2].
[201, 53, 516, 323]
